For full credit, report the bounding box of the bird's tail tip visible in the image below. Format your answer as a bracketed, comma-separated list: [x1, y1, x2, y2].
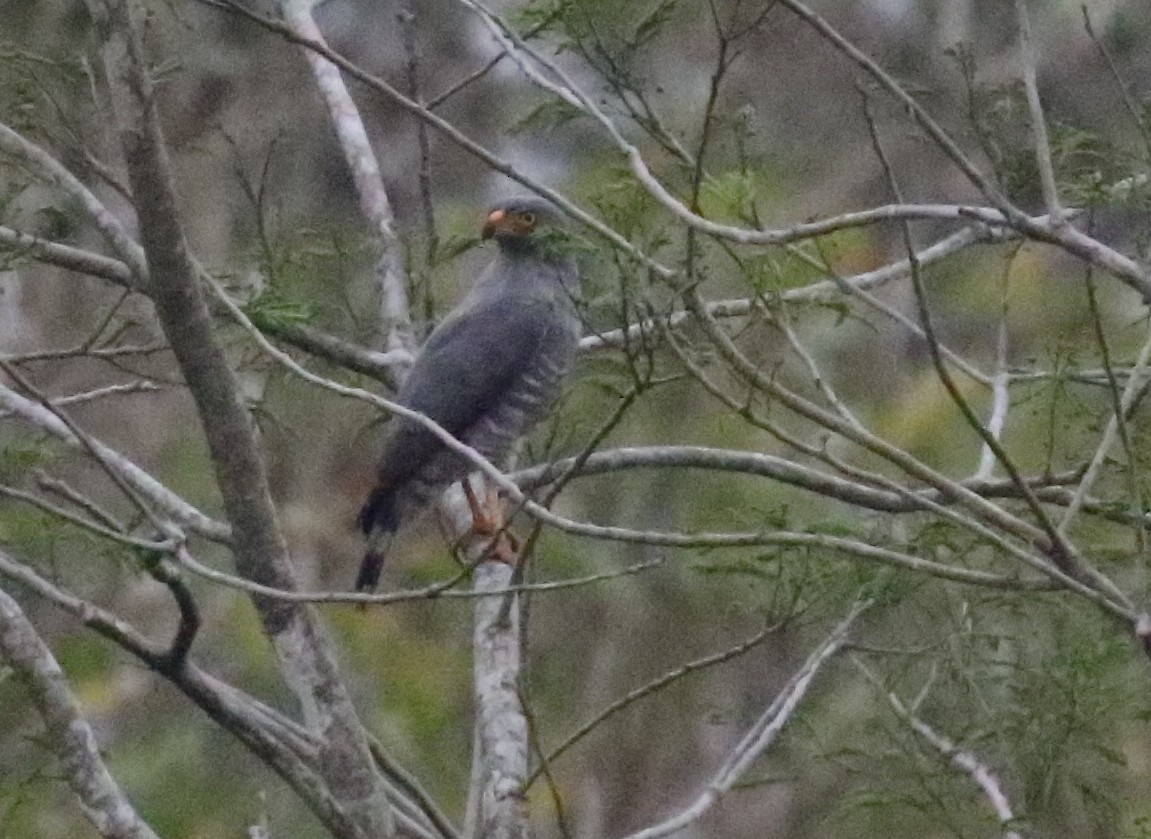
[354, 526, 395, 607]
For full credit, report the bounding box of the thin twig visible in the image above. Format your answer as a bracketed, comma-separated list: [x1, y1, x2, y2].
[1082, 6, 1151, 161]
[1059, 315, 1151, 534]
[529, 622, 778, 787]
[175, 546, 663, 605]
[35, 471, 125, 532]
[0, 584, 163, 839]
[518, 683, 573, 839]
[975, 251, 1016, 480]
[620, 600, 870, 839]
[861, 90, 1128, 608]
[278, 0, 412, 352]
[0, 361, 177, 538]
[0, 380, 230, 542]
[853, 658, 1024, 839]
[1083, 263, 1147, 554]
[1014, 0, 1064, 227]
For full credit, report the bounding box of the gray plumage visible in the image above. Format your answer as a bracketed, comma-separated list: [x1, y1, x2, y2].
[356, 197, 582, 591]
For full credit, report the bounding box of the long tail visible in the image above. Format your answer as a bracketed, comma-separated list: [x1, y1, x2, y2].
[356, 487, 398, 594]
[356, 526, 396, 593]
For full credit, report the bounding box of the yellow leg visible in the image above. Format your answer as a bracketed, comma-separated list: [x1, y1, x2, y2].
[459, 477, 518, 564]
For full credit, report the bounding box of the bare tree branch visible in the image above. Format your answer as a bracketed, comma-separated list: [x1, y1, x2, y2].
[278, 0, 412, 354]
[472, 559, 532, 839]
[0, 223, 138, 286]
[1014, 0, 1064, 227]
[854, 658, 1024, 839]
[0, 548, 439, 839]
[0, 584, 162, 839]
[868, 92, 1137, 620]
[85, 0, 394, 834]
[1059, 317, 1151, 533]
[620, 600, 870, 839]
[530, 623, 778, 787]
[0, 122, 146, 278]
[0, 380, 230, 541]
[777, 0, 1151, 301]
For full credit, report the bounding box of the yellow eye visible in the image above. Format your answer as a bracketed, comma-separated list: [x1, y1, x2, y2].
[519, 211, 537, 226]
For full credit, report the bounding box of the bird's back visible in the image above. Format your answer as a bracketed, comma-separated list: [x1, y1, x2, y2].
[361, 256, 579, 534]
[355, 197, 582, 591]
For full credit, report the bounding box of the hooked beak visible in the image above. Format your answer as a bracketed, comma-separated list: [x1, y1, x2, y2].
[481, 209, 506, 240]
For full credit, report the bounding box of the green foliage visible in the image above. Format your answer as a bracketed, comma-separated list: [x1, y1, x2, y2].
[950, 43, 1147, 210]
[0, 45, 84, 136]
[429, 233, 481, 268]
[0, 440, 54, 482]
[516, 0, 680, 88]
[808, 591, 1148, 836]
[699, 169, 763, 224]
[695, 538, 891, 627]
[510, 98, 587, 136]
[244, 288, 318, 329]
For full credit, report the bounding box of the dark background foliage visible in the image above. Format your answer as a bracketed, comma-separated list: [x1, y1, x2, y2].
[3, 1, 1151, 837]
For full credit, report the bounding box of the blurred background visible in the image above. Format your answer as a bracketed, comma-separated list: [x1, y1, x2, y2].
[3, 0, 1151, 837]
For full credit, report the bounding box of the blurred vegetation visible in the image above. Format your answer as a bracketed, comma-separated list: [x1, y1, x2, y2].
[4, 0, 1151, 837]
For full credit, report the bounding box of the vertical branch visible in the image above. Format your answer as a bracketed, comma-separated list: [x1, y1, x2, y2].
[0, 585, 162, 839]
[279, 0, 413, 353]
[1083, 264, 1148, 553]
[1059, 303, 1151, 534]
[975, 254, 1015, 480]
[399, 0, 439, 268]
[1082, 7, 1151, 161]
[1014, 0, 1064, 227]
[440, 481, 532, 839]
[474, 561, 532, 839]
[85, 1, 394, 835]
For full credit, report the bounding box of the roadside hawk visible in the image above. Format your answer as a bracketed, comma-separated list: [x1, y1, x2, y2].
[355, 197, 582, 592]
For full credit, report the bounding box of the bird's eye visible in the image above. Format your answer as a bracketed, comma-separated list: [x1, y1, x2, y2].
[519, 211, 537, 226]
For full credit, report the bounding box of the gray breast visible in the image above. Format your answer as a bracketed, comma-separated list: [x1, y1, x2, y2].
[400, 293, 580, 512]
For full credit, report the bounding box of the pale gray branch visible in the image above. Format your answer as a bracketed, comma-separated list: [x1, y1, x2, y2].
[172, 544, 660, 605]
[472, 559, 532, 839]
[0, 380, 229, 541]
[620, 600, 869, 839]
[278, 0, 412, 353]
[0, 549, 440, 839]
[510, 445, 1076, 514]
[583, 218, 1048, 360]
[1014, 0, 1063, 227]
[88, 0, 394, 833]
[0, 223, 137, 286]
[0, 584, 162, 839]
[854, 658, 1024, 838]
[0, 380, 160, 417]
[976, 299, 1011, 480]
[777, 0, 1151, 301]
[0, 122, 146, 278]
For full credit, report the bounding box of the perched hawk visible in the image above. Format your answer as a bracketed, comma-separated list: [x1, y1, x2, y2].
[356, 197, 582, 592]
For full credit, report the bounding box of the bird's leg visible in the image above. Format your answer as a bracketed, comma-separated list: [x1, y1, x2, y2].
[484, 485, 521, 561]
[459, 477, 518, 564]
[488, 486, 521, 555]
[462, 477, 487, 528]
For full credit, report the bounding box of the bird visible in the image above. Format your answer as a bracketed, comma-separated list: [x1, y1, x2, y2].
[355, 197, 583, 592]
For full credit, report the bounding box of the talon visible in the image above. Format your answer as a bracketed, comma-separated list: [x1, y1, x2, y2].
[462, 477, 491, 531]
[459, 478, 518, 564]
[356, 198, 579, 581]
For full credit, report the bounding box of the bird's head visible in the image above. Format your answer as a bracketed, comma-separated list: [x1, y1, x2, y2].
[482, 197, 573, 259]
